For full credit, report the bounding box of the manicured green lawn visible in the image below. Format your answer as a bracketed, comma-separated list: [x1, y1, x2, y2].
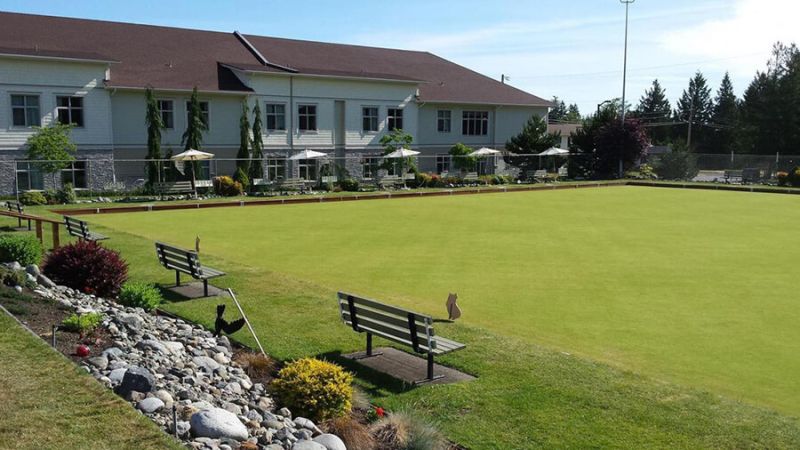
[13, 186, 800, 448]
[0, 291, 183, 450]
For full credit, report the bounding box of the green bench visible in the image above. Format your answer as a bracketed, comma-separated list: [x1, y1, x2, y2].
[153, 181, 195, 196]
[63, 216, 108, 242]
[336, 291, 466, 383]
[155, 242, 225, 297]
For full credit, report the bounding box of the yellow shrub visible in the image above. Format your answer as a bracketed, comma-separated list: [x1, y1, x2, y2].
[271, 358, 353, 421]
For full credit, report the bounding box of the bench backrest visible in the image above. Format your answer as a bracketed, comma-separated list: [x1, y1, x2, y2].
[533, 170, 547, 177]
[154, 181, 194, 193]
[336, 292, 437, 353]
[155, 242, 206, 278]
[64, 216, 90, 238]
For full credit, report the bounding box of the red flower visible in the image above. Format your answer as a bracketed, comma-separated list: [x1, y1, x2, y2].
[375, 407, 385, 418]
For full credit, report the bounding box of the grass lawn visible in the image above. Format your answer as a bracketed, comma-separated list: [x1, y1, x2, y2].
[0, 291, 183, 450]
[6, 186, 800, 448]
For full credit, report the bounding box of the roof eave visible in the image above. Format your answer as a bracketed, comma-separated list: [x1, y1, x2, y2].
[104, 84, 252, 95]
[221, 64, 421, 85]
[419, 99, 551, 108]
[0, 52, 119, 65]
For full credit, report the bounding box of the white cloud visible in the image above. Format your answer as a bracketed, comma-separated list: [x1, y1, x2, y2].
[660, 0, 800, 75]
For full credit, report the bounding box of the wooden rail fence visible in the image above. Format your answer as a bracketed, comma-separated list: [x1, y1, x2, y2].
[0, 210, 62, 249]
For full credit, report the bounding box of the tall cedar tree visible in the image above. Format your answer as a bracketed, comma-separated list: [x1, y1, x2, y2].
[634, 79, 671, 144]
[709, 73, 739, 153]
[739, 42, 800, 154]
[182, 87, 207, 180]
[249, 102, 265, 181]
[504, 115, 560, 176]
[570, 102, 618, 178]
[144, 87, 163, 187]
[675, 71, 713, 151]
[236, 101, 251, 175]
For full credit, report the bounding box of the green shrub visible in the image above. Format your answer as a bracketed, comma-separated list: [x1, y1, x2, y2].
[0, 233, 43, 266]
[655, 149, 698, 180]
[0, 266, 28, 288]
[19, 191, 46, 206]
[337, 178, 359, 192]
[233, 167, 250, 191]
[272, 358, 353, 421]
[787, 166, 800, 187]
[213, 176, 244, 196]
[56, 183, 77, 204]
[118, 281, 162, 311]
[776, 171, 789, 186]
[61, 312, 103, 334]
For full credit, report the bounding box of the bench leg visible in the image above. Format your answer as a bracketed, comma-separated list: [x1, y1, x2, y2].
[414, 352, 445, 385]
[351, 332, 383, 360]
[175, 271, 180, 287]
[203, 279, 208, 297]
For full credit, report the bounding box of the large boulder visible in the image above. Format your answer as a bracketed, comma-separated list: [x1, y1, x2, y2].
[313, 434, 347, 450]
[115, 366, 154, 397]
[190, 408, 248, 441]
[137, 397, 165, 413]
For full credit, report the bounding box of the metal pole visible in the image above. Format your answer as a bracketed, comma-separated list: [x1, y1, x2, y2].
[620, 0, 635, 124]
[226, 288, 267, 358]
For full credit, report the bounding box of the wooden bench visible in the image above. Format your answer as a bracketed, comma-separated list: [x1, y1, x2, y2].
[6, 201, 30, 230]
[557, 166, 569, 179]
[153, 181, 195, 195]
[336, 292, 466, 383]
[155, 242, 225, 297]
[462, 172, 479, 184]
[277, 178, 308, 192]
[63, 216, 108, 242]
[378, 175, 403, 189]
[741, 167, 761, 184]
[724, 170, 743, 184]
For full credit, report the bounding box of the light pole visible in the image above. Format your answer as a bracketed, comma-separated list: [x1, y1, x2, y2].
[620, 0, 635, 124]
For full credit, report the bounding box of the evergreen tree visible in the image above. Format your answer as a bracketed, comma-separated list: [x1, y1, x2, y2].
[235, 101, 251, 177]
[549, 97, 568, 122]
[249, 102, 264, 181]
[675, 71, 713, 151]
[708, 73, 739, 153]
[565, 104, 581, 122]
[504, 115, 560, 176]
[182, 87, 207, 181]
[635, 79, 672, 144]
[144, 87, 163, 188]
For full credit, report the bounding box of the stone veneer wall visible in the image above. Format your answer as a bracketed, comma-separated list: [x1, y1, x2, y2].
[0, 149, 115, 196]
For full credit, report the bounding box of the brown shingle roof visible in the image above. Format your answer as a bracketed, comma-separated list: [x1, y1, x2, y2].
[0, 11, 550, 105]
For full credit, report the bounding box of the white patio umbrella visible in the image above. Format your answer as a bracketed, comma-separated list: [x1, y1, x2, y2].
[171, 149, 215, 196]
[383, 147, 420, 187]
[469, 147, 501, 157]
[537, 147, 569, 171]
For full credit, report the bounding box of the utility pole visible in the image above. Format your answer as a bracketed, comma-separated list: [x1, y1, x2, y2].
[687, 95, 694, 149]
[620, 0, 635, 124]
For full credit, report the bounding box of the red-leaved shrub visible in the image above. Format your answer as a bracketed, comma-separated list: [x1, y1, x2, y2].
[43, 241, 128, 298]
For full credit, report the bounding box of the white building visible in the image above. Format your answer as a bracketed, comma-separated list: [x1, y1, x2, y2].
[0, 12, 552, 194]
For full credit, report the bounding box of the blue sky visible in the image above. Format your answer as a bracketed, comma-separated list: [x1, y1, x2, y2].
[2, 0, 798, 115]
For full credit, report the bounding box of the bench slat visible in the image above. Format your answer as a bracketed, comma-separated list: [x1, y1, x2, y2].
[338, 292, 430, 321]
[342, 319, 436, 354]
[341, 310, 429, 335]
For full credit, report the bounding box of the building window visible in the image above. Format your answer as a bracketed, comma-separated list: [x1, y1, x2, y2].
[362, 107, 379, 132]
[15, 162, 44, 191]
[298, 105, 317, 131]
[362, 156, 379, 179]
[11, 94, 41, 127]
[56, 96, 84, 127]
[60, 161, 87, 188]
[387, 108, 403, 131]
[436, 155, 450, 174]
[298, 159, 317, 180]
[266, 158, 285, 180]
[265, 103, 286, 131]
[157, 100, 174, 129]
[437, 110, 451, 133]
[462, 111, 489, 136]
[186, 101, 210, 128]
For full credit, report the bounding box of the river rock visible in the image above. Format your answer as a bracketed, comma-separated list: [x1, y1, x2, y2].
[190, 408, 249, 441]
[293, 441, 327, 450]
[116, 366, 154, 396]
[138, 397, 165, 413]
[313, 434, 347, 450]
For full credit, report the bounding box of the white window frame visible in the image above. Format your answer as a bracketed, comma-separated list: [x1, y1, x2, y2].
[157, 99, 174, 129]
[437, 110, 451, 133]
[462, 110, 489, 136]
[55, 95, 85, 128]
[435, 154, 451, 174]
[266, 157, 285, 180]
[15, 161, 44, 191]
[297, 104, 318, 132]
[60, 160, 88, 189]
[362, 156, 379, 179]
[297, 158, 317, 180]
[265, 103, 287, 132]
[10, 93, 41, 128]
[362, 106, 379, 133]
[387, 107, 404, 131]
